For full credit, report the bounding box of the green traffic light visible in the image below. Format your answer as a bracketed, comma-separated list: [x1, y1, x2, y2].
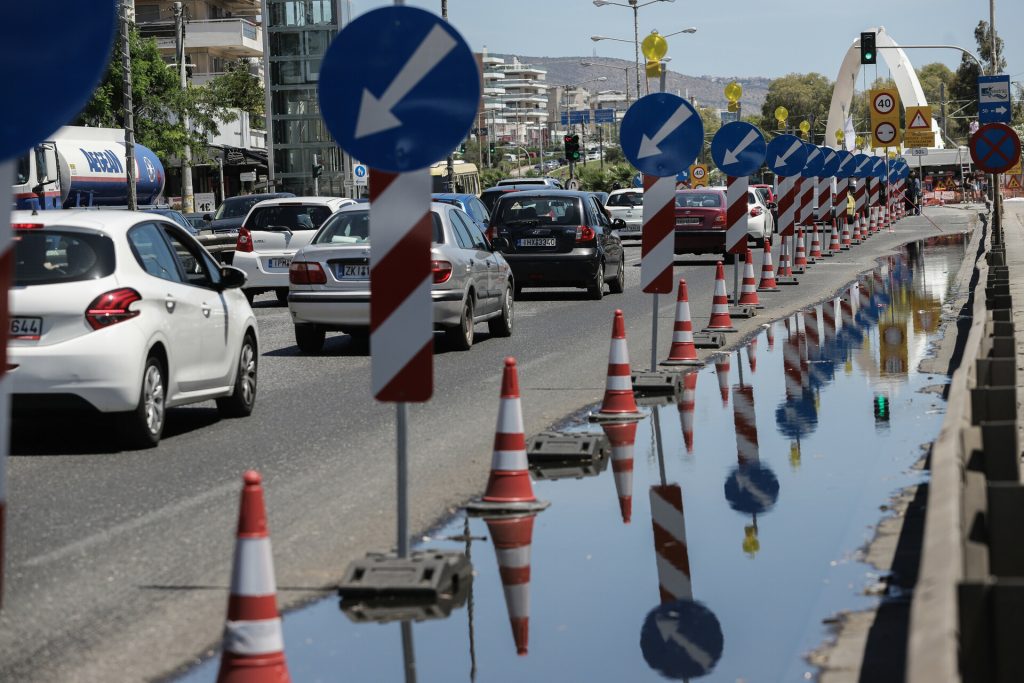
[873, 394, 889, 421]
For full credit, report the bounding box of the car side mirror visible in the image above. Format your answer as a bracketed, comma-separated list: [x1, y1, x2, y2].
[218, 265, 247, 290]
[768, 202, 778, 210]
[491, 236, 510, 252]
[613, 218, 627, 229]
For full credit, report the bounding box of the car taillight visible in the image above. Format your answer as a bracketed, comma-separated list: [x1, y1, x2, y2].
[713, 212, 726, 227]
[575, 225, 596, 243]
[85, 288, 141, 330]
[12, 223, 44, 230]
[236, 227, 254, 253]
[432, 260, 453, 284]
[289, 261, 327, 285]
[750, 206, 763, 217]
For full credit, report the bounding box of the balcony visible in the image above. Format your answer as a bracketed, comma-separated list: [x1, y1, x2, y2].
[156, 18, 263, 58]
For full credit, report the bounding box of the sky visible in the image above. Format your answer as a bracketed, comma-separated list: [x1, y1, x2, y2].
[352, 0, 1024, 84]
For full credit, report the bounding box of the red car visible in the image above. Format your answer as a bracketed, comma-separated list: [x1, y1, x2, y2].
[673, 188, 735, 263]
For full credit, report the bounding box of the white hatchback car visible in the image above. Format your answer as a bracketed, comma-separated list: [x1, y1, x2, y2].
[605, 188, 643, 239]
[8, 210, 259, 448]
[233, 196, 355, 304]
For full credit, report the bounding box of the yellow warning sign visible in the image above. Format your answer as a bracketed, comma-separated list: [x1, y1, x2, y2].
[690, 163, 708, 188]
[1008, 175, 1022, 189]
[904, 106, 934, 148]
[1007, 159, 1022, 176]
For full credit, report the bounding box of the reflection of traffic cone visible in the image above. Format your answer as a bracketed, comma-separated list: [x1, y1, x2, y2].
[591, 310, 644, 421]
[467, 358, 549, 513]
[678, 371, 697, 453]
[809, 225, 822, 259]
[794, 228, 807, 270]
[650, 484, 692, 603]
[703, 262, 736, 332]
[757, 238, 779, 292]
[803, 307, 820, 363]
[601, 421, 637, 524]
[216, 471, 290, 683]
[747, 338, 758, 373]
[662, 279, 701, 366]
[714, 355, 730, 406]
[484, 513, 536, 656]
[783, 318, 801, 401]
[737, 249, 760, 307]
[766, 323, 775, 351]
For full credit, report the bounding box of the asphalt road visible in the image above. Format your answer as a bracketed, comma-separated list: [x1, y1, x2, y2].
[0, 208, 973, 682]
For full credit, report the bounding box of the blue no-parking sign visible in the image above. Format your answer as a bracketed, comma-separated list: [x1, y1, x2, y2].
[766, 134, 808, 176]
[318, 6, 480, 171]
[710, 122, 766, 177]
[620, 93, 703, 177]
[970, 122, 1022, 174]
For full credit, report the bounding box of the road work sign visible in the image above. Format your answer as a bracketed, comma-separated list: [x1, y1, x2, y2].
[904, 106, 934, 148]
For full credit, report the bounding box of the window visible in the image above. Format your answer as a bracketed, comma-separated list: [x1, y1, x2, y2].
[464, 220, 490, 250]
[469, 198, 490, 224]
[675, 192, 723, 208]
[247, 204, 334, 231]
[494, 197, 582, 226]
[14, 230, 116, 287]
[590, 198, 610, 228]
[162, 225, 217, 289]
[16, 154, 29, 185]
[448, 210, 477, 250]
[607, 191, 643, 207]
[128, 223, 183, 283]
[314, 210, 370, 245]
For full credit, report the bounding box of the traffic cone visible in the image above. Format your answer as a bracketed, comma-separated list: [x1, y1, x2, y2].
[703, 262, 736, 332]
[737, 249, 761, 307]
[662, 279, 701, 366]
[714, 354, 730, 406]
[794, 228, 808, 271]
[217, 471, 290, 683]
[757, 238, 779, 292]
[747, 337, 758, 373]
[678, 371, 697, 453]
[601, 421, 637, 524]
[851, 214, 861, 243]
[840, 218, 852, 249]
[809, 225, 822, 259]
[484, 513, 537, 656]
[827, 223, 840, 254]
[777, 241, 791, 277]
[466, 358, 549, 513]
[591, 310, 644, 421]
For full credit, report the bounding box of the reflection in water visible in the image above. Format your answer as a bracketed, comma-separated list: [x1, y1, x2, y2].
[678, 371, 697, 454]
[714, 355, 730, 406]
[483, 513, 537, 656]
[602, 421, 638, 524]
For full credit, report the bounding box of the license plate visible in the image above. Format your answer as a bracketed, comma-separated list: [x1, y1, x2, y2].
[335, 264, 369, 279]
[517, 238, 556, 247]
[677, 217, 701, 225]
[10, 317, 41, 340]
[267, 258, 291, 269]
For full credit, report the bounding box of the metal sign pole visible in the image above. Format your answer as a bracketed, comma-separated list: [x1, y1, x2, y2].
[396, 402, 409, 557]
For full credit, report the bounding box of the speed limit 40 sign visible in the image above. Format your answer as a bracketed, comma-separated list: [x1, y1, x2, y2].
[689, 163, 708, 187]
[869, 88, 901, 148]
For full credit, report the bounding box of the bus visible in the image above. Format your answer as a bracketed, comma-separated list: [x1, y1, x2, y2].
[429, 160, 481, 195]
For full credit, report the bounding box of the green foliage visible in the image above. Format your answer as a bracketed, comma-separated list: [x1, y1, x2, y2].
[950, 21, 1006, 144]
[575, 163, 636, 193]
[604, 146, 625, 164]
[758, 73, 834, 141]
[698, 106, 721, 140]
[205, 60, 264, 116]
[480, 167, 504, 189]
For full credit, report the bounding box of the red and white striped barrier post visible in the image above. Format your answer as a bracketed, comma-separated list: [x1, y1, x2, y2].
[725, 175, 749, 300]
[649, 484, 692, 603]
[869, 176, 880, 234]
[798, 177, 814, 267]
[775, 175, 798, 282]
[484, 513, 537, 656]
[678, 371, 697, 453]
[641, 174, 677, 370]
[217, 471, 290, 683]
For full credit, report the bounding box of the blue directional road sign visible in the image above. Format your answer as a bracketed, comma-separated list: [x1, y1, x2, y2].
[800, 143, 825, 178]
[766, 134, 808, 176]
[594, 108, 617, 124]
[871, 157, 887, 179]
[1, 3, 116, 160]
[676, 169, 689, 182]
[852, 153, 873, 178]
[725, 462, 781, 514]
[834, 150, 856, 178]
[641, 600, 724, 680]
[970, 122, 1022, 174]
[561, 110, 591, 125]
[633, 172, 644, 188]
[819, 147, 841, 177]
[620, 93, 703, 176]
[710, 122, 767, 177]
[978, 74, 1012, 124]
[318, 6, 481, 172]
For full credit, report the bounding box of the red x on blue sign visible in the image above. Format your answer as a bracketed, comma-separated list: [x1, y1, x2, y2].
[970, 122, 1021, 174]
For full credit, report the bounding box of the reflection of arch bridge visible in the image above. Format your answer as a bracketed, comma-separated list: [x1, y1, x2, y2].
[825, 26, 945, 150]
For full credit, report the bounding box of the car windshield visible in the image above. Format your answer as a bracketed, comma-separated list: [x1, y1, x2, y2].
[14, 229, 116, 286]
[247, 204, 334, 231]
[215, 197, 265, 220]
[607, 192, 642, 207]
[481, 189, 519, 213]
[493, 196, 582, 226]
[755, 188, 771, 205]
[146, 210, 196, 234]
[313, 210, 444, 245]
[675, 192, 723, 208]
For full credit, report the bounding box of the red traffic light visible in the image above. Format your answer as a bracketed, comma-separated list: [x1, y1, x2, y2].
[564, 135, 574, 144]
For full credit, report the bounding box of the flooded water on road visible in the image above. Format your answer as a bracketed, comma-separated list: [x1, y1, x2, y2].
[179, 234, 968, 682]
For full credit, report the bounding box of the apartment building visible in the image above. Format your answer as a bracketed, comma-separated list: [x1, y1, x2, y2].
[480, 53, 549, 145]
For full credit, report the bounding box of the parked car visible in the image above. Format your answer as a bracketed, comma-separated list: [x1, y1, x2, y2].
[496, 177, 564, 189]
[480, 184, 534, 215]
[605, 188, 644, 240]
[751, 184, 778, 227]
[431, 192, 491, 231]
[287, 202, 513, 353]
[544, 160, 561, 171]
[489, 189, 625, 299]
[747, 189, 774, 243]
[207, 192, 296, 234]
[8, 210, 258, 447]
[183, 212, 210, 230]
[233, 196, 356, 304]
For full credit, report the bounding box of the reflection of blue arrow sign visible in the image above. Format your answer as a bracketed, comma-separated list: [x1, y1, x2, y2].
[319, 6, 481, 172]
[835, 151, 855, 178]
[724, 462, 781, 514]
[820, 148, 840, 177]
[710, 122, 767, 177]
[641, 600, 724, 680]
[766, 134, 808, 176]
[800, 143, 824, 177]
[620, 93, 703, 176]
[853, 154, 872, 178]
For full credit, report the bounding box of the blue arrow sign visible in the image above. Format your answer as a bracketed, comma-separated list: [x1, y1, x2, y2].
[0, 3, 117, 160]
[800, 143, 825, 177]
[724, 462, 781, 514]
[633, 172, 644, 188]
[620, 93, 703, 176]
[641, 600, 724, 680]
[676, 169, 689, 182]
[852, 153, 873, 178]
[834, 150, 855, 178]
[710, 122, 767, 177]
[819, 147, 840, 177]
[978, 74, 1012, 124]
[766, 134, 808, 176]
[318, 6, 481, 172]
[871, 157, 887, 179]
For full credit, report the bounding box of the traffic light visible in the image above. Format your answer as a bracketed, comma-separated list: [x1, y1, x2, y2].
[312, 154, 324, 178]
[489, 142, 496, 154]
[860, 31, 877, 64]
[564, 134, 581, 162]
[873, 393, 889, 422]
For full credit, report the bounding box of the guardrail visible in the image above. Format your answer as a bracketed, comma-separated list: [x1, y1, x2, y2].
[907, 205, 1023, 683]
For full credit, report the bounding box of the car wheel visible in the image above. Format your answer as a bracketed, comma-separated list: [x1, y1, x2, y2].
[275, 288, 289, 305]
[295, 323, 325, 354]
[608, 258, 625, 294]
[587, 262, 605, 300]
[122, 355, 165, 449]
[216, 332, 258, 418]
[488, 283, 514, 337]
[446, 295, 475, 351]
[244, 289, 256, 304]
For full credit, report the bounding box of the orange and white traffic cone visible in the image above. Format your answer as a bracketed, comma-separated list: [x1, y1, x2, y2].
[484, 513, 537, 656]
[737, 249, 761, 307]
[217, 471, 290, 683]
[777, 241, 792, 277]
[757, 238, 779, 292]
[601, 421, 637, 523]
[714, 354, 730, 406]
[466, 358, 550, 514]
[591, 310, 644, 422]
[840, 217, 852, 249]
[826, 223, 840, 255]
[793, 227, 808, 272]
[678, 371, 697, 453]
[809, 225, 822, 259]
[662, 279, 701, 366]
[703, 262, 736, 332]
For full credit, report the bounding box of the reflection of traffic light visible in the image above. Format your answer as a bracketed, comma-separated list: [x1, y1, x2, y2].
[860, 32, 876, 64]
[873, 393, 890, 421]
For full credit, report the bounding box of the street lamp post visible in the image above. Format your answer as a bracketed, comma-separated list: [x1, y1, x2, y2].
[580, 60, 632, 107]
[592, 0, 679, 99]
[591, 26, 695, 97]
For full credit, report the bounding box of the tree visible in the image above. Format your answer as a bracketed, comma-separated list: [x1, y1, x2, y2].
[604, 146, 625, 164]
[758, 73, 834, 142]
[206, 60, 264, 117]
[950, 20, 1006, 141]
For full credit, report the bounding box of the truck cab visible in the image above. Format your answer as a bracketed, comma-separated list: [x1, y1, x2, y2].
[13, 143, 63, 210]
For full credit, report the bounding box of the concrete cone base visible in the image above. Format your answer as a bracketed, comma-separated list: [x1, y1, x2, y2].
[464, 498, 551, 515]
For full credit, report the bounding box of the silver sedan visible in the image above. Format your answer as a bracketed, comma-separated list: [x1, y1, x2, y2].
[287, 202, 514, 353]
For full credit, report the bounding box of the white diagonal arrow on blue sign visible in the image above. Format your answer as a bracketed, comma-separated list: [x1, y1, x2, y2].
[723, 128, 761, 166]
[773, 139, 803, 168]
[638, 102, 694, 158]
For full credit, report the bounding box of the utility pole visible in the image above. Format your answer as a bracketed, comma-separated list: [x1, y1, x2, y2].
[442, 0, 456, 192]
[990, 0, 1000, 232]
[121, 0, 137, 210]
[940, 82, 948, 144]
[174, 2, 195, 212]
